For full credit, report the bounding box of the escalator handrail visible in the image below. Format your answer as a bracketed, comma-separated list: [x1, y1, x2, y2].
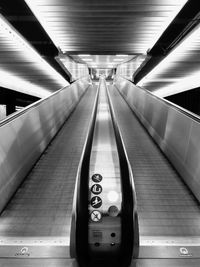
[71, 79, 139, 267]
[70, 82, 100, 265]
[116, 76, 200, 123]
[0, 76, 90, 127]
[106, 81, 139, 263]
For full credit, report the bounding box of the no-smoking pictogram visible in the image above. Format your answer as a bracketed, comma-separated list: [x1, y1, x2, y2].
[90, 210, 102, 222]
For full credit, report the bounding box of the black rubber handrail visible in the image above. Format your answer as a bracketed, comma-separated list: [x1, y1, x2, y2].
[106, 82, 139, 266]
[0, 77, 90, 127]
[72, 83, 100, 267]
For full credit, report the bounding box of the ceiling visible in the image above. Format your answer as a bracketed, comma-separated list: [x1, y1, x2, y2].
[24, 0, 187, 70]
[2, 0, 200, 98]
[24, 0, 187, 54]
[0, 13, 69, 98]
[137, 17, 200, 97]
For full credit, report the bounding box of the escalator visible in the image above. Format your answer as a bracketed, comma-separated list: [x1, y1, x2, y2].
[0, 77, 139, 267]
[109, 79, 200, 266]
[0, 79, 96, 266]
[71, 76, 139, 267]
[1, 75, 199, 267]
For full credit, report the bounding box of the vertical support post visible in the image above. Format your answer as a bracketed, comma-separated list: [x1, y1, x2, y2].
[6, 95, 16, 116]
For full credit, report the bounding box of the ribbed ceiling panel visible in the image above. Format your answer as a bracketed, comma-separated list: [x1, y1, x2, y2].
[25, 0, 187, 54]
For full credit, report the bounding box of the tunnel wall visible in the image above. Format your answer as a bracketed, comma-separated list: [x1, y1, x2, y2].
[0, 76, 91, 213]
[114, 76, 200, 202]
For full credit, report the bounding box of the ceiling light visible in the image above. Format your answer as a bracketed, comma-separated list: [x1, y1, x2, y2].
[113, 58, 125, 61]
[137, 19, 200, 95]
[116, 54, 128, 57]
[84, 59, 93, 62]
[78, 54, 91, 57]
[0, 70, 51, 98]
[147, 0, 188, 49]
[0, 14, 68, 97]
[153, 72, 200, 97]
[24, 0, 61, 47]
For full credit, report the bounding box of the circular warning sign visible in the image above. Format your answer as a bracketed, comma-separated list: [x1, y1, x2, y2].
[90, 210, 102, 222]
[91, 196, 102, 209]
[91, 184, 102, 195]
[91, 174, 103, 183]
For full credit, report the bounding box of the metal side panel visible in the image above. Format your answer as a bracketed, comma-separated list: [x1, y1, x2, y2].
[185, 121, 200, 196]
[0, 77, 90, 214]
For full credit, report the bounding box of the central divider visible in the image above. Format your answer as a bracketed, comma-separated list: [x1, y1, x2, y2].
[70, 76, 139, 267]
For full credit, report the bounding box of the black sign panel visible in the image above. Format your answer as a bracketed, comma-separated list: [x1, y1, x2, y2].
[91, 184, 102, 195]
[91, 174, 102, 183]
[91, 196, 102, 209]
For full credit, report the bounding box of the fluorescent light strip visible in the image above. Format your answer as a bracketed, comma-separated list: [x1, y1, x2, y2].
[0, 70, 51, 98]
[0, 15, 61, 78]
[0, 14, 68, 97]
[78, 54, 91, 57]
[116, 54, 128, 57]
[113, 58, 124, 61]
[24, 0, 61, 48]
[154, 72, 200, 97]
[84, 59, 93, 62]
[147, 0, 188, 49]
[137, 21, 200, 94]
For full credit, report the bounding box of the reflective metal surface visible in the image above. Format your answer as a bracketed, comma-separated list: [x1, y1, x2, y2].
[24, 0, 187, 54]
[0, 77, 90, 214]
[0, 258, 78, 267]
[131, 258, 200, 267]
[88, 77, 122, 254]
[0, 78, 97, 261]
[114, 76, 200, 202]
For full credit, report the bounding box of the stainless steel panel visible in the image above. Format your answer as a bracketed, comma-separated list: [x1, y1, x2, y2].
[0, 84, 97, 262]
[0, 77, 90, 213]
[185, 121, 200, 200]
[132, 259, 200, 267]
[0, 258, 78, 267]
[115, 79, 168, 146]
[140, 245, 200, 259]
[140, 236, 200, 258]
[114, 76, 200, 202]
[164, 109, 191, 163]
[144, 93, 168, 143]
[0, 239, 69, 258]
[88, 78, 122, 254]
